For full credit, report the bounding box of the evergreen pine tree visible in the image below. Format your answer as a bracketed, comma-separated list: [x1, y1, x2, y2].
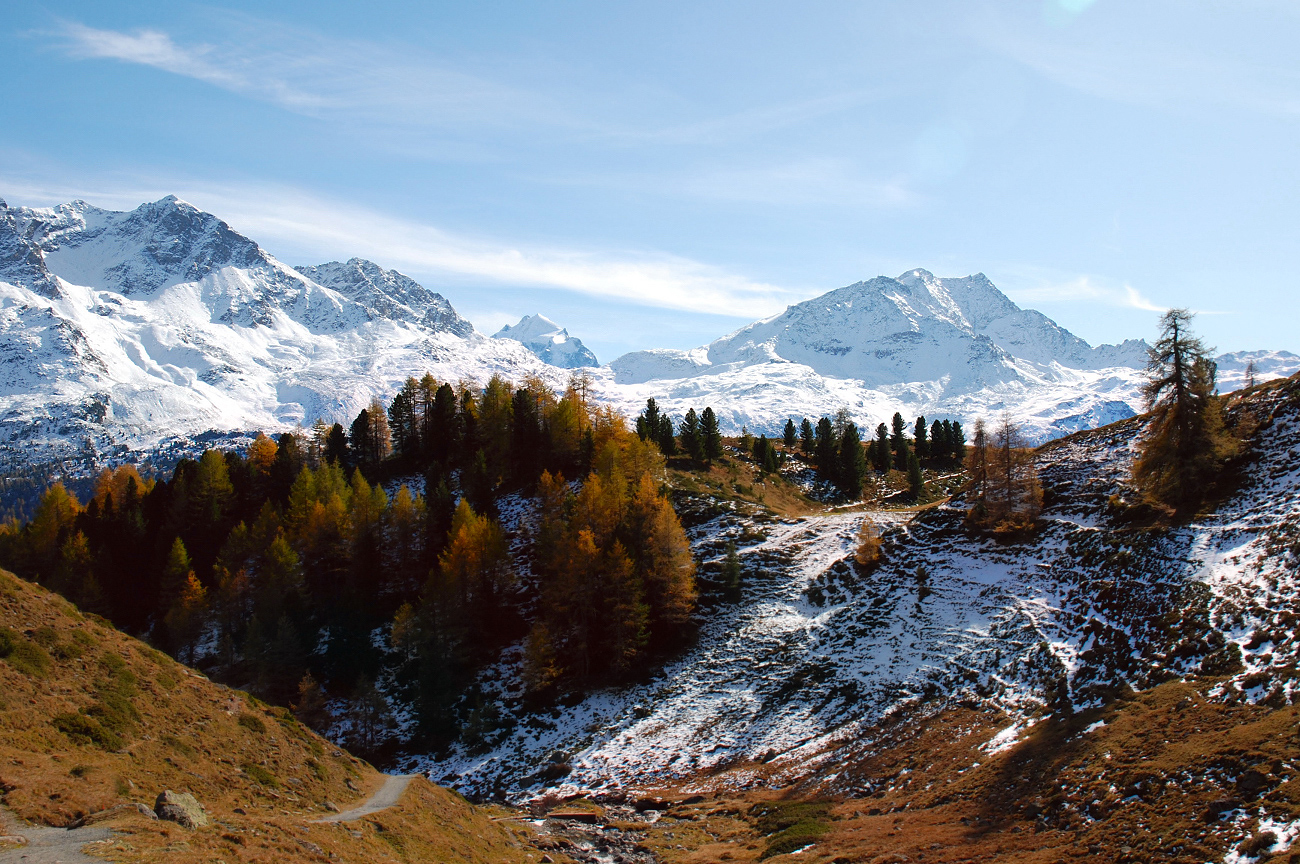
[701, 408, 723, 461]
[914, 416, 928, 460]
[388, 379, 420, 458]
[874, 423, 890, 473]
[930, 419, 945, 461]
[800, 418, 815, 453]
[324, 423, 348, 466]
[907, 451, 924, 500]
[638, 398, 661, 442]
[763, 440, 780, 473]
[429, 383, 460, 464]
[680, 408, 703, 460]
[753, 434, 768, 464]
[891, 413, 909, 470]
[657, 415, 677, 456]
[350, 409, 372, 465]
[815, 417, 837, 483]
[722, 542, 742, 600]
[839, 423, 867, 500]
[951, 421, 967, 460]
[783, 419, 798, 448]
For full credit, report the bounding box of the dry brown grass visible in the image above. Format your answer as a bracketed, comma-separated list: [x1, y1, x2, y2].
[609, 679, 1300, 864]
[0, 569, 552, 863]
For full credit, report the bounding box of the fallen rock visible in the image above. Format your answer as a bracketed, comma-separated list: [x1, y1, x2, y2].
[154, 790, 209, 828]
[322, 800, 340, 812]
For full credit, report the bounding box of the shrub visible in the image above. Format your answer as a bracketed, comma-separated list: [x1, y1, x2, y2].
[53, 713, 123, 751]
[1239, 831, 1277, 858]
[162, 734, 197, 758]
[0, 627, 15, 658]
[242, 763, 279, 788]
[5, 640, 52, 678]
[749, 801, 832, 861]
[761, 821, 829, 859]
[238, 712, 267, 734]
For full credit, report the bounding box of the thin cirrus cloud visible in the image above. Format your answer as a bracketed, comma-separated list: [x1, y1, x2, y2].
[51, 18, 569, 132]
[1006, 274, 1166, 312]
[973, 5, 1300, 118]
[0, 174, 803, 319]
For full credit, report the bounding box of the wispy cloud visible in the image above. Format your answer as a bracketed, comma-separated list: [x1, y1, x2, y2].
[1, 174, 805, 318]
[50, 17, 568, 132]
[1005, 274, 1166, 312]
[973, 5, 1300, 119]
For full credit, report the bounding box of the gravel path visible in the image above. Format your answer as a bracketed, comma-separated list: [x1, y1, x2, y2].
[314, 774, 417, 823]
[0, 810, 112, 864]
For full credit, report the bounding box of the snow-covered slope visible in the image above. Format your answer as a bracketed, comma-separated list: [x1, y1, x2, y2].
[493, 313, 599, 368]
[0, 196, 566, 470]
[416, 378, 1300, 801]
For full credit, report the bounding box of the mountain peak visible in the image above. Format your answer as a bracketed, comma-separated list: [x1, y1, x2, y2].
[493, 314, 598, 368]
[295, 259, 474, 336]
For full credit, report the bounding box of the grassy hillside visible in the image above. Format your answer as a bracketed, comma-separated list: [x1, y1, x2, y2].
[0, 568, 547, 863]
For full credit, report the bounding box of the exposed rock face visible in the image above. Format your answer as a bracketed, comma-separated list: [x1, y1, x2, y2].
[154, 790, 208, 828]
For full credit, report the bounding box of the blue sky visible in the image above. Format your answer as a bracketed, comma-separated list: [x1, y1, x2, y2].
[2, 1, 1298, 362]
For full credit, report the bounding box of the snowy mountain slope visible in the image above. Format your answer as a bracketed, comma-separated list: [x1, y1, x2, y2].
[493, 313, 599, 368]
[295, 258, 475, 336]
[598, 269, 1290, 444]
[415, 378, 1300, 801]
[610, 269, 1148, 388]
[0, 196, 568, 472]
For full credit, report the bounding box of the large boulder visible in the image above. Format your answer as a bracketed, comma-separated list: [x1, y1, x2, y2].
[154, 790, 208, 828]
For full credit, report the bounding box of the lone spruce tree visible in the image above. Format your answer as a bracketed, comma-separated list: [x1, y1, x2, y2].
[1132, 309, 1233, 509]
[700, 407, 723, 461]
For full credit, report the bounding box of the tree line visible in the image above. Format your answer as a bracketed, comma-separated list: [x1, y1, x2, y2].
[0, 372, 696, 753]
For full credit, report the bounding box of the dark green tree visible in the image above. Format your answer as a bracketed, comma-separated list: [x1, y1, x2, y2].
[839, 423, 867, 500]
[929, 419, 945, 461]
[657, 414, 677, 456]
[873, 423, 890, 473]
[815, 417, 838, 483]
[349, 409, 372, 466]
[800, 418, 815, 453]
[428, 383, 460, 464]
[951, 421, 966, 461]
[701, 408, 723, 461]
[907, 452, 924, 500]
[722, 542, 742, 600]
[891, 413, 909, 470]
[388, 380, 420, 458]
[914, 416, 928, 460]
[783, 419, 797, 448]
[638, 398, 661, 442]
[324, 423, 348, 466]
[680, 408, 703, 460]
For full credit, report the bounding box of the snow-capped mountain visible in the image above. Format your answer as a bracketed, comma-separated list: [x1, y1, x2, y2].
[0, 193, 1293, 473]
[493, 313, 599, 368]
[0, 196, 566, 471]
[601, 269, 1283, 443]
